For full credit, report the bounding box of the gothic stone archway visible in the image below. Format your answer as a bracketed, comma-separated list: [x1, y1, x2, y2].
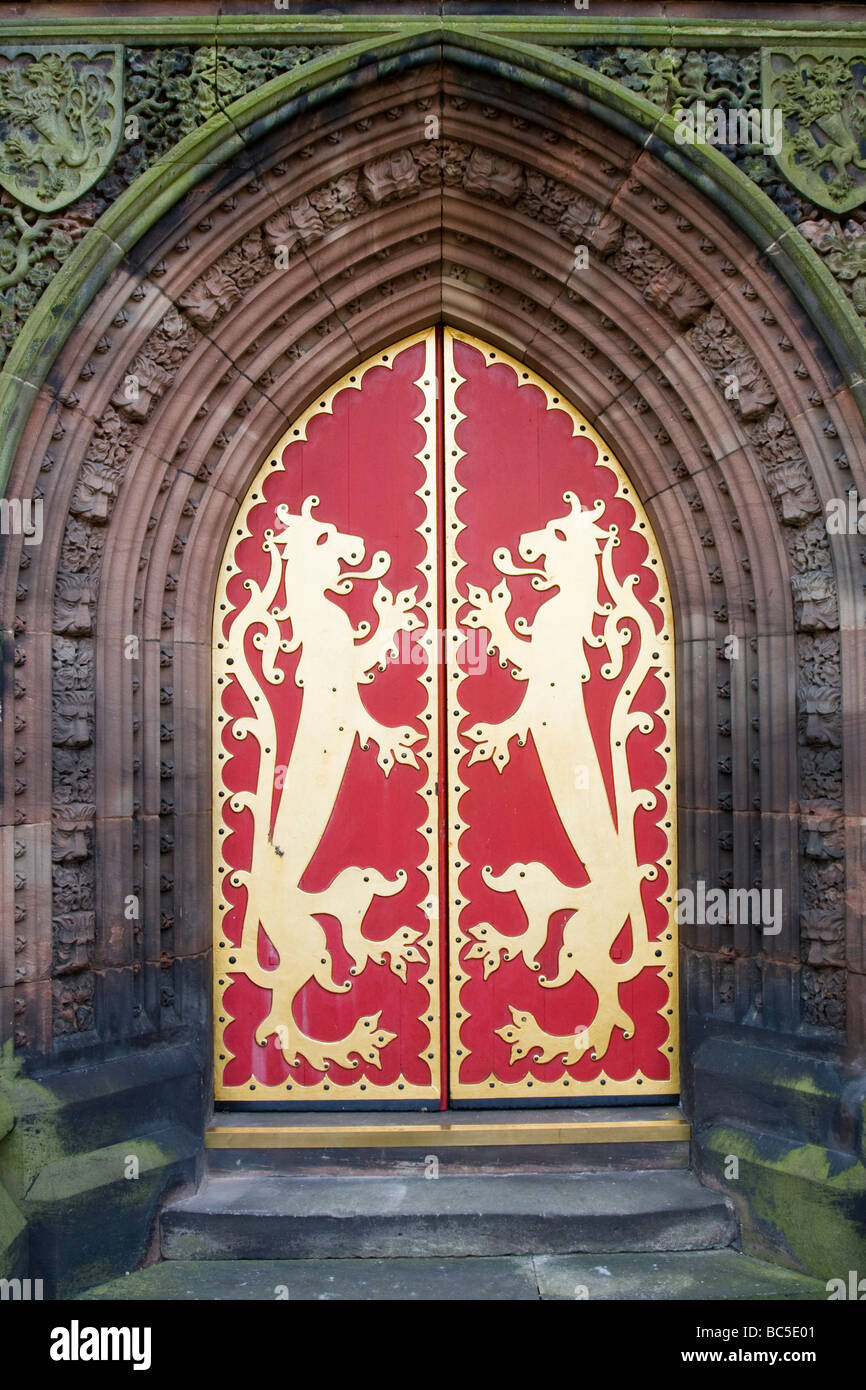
[2, 47, 865, 1290]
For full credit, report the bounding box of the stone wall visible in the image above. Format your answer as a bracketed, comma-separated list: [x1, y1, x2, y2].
[0, 9, 864, 1289]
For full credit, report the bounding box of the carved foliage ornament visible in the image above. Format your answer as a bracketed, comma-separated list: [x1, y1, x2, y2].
[0, 46, 123, 212]
[762, 48, 866, 213]
[798, 217, 866, 317]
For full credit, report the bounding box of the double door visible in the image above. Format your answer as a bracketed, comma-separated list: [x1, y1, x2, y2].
[213, 327, 677, 1106]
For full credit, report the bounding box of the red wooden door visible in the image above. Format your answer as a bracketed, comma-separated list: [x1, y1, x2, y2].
[444, 331, 677, 1102]
[213, 328, 678, 1106]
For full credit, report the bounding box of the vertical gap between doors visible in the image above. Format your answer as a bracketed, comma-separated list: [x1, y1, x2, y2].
[435, 324, 451, 1110]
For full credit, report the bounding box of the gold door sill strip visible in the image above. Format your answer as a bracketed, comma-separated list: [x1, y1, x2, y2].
[206, 1108, 690, 1150]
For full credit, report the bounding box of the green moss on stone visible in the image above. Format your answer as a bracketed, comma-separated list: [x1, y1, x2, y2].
[26, 1132, 193, 1206]
[0, 1180, 26, 1278]
[0, 1042, 75, 1202]
[704, 1125, 866, 1280]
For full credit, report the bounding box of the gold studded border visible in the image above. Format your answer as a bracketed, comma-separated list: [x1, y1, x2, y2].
[213, 330, 442, 1104]
[443, 327, 679, 1101]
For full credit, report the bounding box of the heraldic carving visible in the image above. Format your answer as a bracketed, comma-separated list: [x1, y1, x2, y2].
[762, 48, 866, 213]
[0, 47, 124, 212]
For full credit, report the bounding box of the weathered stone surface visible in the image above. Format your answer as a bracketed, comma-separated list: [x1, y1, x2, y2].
[77, 1250, 825, 1302]
[160, 1171, 735, 1260]
[692, 1036, 849, 1144]
[0, 15, 864, 1299]
[698, 1124, 866, 1281]
[0, 1039, 205, 1294]
[81, 1255, 541, 1301]
[206, 1141, 691, 1177]
[23, 1125, 199, 1297]
[0, 1176, 27, 1280]
[533, 1249, 827, 1301]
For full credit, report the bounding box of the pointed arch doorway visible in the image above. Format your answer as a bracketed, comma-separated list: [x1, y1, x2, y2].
[213, 327, 678, 1109]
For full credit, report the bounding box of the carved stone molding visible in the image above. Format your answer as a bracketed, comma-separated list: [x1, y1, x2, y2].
[1, 58, 862, 1059]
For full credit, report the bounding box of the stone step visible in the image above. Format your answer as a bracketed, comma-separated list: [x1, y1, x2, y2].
[79, 1251, 826, 1302]
[160, 1169, 735, 1261]
[206, 1105, 690, 1174]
